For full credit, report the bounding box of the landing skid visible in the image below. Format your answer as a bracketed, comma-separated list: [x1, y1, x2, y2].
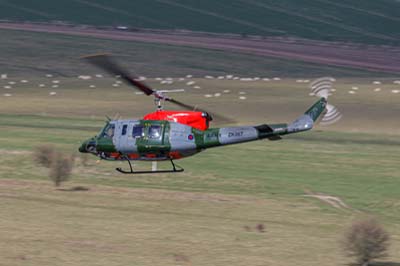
[116, 158, 184, 174]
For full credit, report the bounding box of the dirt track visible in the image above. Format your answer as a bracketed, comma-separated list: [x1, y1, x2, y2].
[1, 22, 399, 74]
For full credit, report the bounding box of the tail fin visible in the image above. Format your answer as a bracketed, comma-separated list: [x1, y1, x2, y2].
[287, 97, 327, 133]
[304, 97, 328, 122]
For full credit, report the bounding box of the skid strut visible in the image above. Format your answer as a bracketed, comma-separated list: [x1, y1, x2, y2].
[116, 157, 184, 174]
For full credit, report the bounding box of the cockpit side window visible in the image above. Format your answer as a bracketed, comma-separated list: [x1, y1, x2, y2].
[148, 125, 161, 139]
[122, 124, 128, 136]
[102, 123, 115, 139]
[132, 125, 144, 138]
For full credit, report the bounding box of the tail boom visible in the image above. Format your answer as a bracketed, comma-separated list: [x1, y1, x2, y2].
[198, 98, 327, 149]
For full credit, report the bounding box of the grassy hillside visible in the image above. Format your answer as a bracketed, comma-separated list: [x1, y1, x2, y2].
[0, 79, 400, 265]
[0, 29, 392, 78]
[0, 0, 399, 44]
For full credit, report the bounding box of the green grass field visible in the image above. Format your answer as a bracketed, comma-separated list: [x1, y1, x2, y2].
[0, 0, 399, 44]
[1, 78, 400, 265]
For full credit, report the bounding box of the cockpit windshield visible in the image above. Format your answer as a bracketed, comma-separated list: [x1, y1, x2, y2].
[148, 125, 161, 139]
[101, 123, 115, 139]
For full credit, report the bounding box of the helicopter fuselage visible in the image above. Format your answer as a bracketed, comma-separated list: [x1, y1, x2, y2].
[80, 118, 295, 161]
[79, 97, 327, 162]
[80, 119, 274, 161]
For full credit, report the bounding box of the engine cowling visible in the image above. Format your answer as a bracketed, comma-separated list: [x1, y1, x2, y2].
[143, 110, 211, 130]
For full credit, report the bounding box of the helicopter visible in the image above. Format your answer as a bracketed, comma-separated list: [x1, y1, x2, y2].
[79, 54, 330, 174]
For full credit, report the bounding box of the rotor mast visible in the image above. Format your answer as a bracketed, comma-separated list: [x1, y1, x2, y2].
[153, 92, 165, 111]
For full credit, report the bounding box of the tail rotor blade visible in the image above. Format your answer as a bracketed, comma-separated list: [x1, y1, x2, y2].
[310, 77, 336, 99]
[320, 103, 342, 126]
[309, 77, 342, 125]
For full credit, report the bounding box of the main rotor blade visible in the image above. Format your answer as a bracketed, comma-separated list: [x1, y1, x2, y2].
[82, 54, 154, 96]
[167, 98, 236, 124]
[82, 54, 235, 124]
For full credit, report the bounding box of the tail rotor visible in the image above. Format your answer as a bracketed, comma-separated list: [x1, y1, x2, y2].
[310, 77, 342, 126]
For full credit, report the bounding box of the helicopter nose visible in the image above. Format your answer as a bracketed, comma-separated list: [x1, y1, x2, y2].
[79, 142, 87, 153]
[79, 139, 97, 153]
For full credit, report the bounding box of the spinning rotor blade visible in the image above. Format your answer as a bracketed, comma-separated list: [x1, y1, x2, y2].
[309, 77, 342, 126]
[310, 77, 336, 99]
[82, 54, 235, 124]
[320, 103, 342, 126]
[82, 54, 154, 95]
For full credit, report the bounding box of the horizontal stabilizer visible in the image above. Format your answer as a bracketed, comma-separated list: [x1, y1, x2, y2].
[267, 135, 282, 141]
[255, 124, 274, 134]
[255, 124, 283, 141]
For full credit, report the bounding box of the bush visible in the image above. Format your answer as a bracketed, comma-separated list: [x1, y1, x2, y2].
[49, 154, 75, 187]
[33, 145, 75, 187]
[33, 144, 55, 168]
[256, 223, 265, 233]
[344, 218, 390, 266]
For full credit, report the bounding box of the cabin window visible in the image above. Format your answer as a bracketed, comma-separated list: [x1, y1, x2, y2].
[148, 125, 161, 139]
[122, 124, 128, 136]
[132, 125, 144, 138]
[102, 124, 115, 139]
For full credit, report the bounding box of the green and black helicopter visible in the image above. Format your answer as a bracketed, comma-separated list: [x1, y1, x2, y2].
[79, 55, 337, 174]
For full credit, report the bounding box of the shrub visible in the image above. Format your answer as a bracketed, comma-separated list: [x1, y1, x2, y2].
[256, 223, 265, 233]
[344, 218, 390, 266]
[33, 144, 55, 168]
[49, 153, 75, 187]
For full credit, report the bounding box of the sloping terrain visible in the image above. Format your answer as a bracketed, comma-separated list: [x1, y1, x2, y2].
[1, 79, 400, 265]
[0, 28, 397, 77]
[0, 0, 399, 44]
